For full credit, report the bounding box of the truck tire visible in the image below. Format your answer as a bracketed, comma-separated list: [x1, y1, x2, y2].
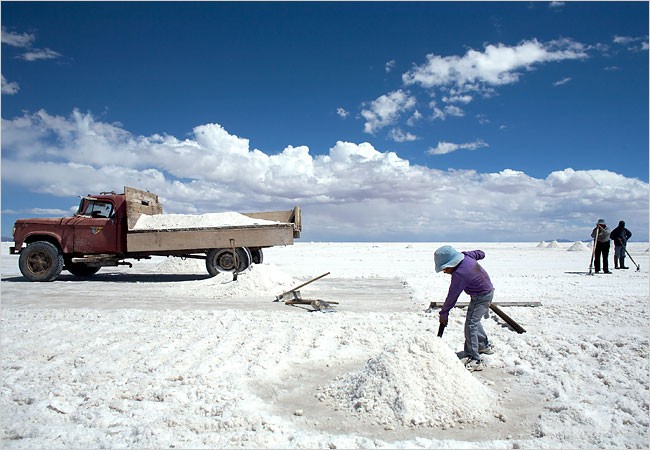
[65, 259, 101, 277]
[18, 241, 65, 282]
[250, 248, 263, 265]
[205, 247, 252, 276]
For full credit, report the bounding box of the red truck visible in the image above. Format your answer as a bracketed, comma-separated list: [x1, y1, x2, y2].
[10, 187, 301, 282]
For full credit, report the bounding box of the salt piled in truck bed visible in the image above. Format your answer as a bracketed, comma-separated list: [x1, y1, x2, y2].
[132, 211, 281, 231]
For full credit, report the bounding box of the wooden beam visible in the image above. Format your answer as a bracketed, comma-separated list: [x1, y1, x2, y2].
[429, 301, 541, 308]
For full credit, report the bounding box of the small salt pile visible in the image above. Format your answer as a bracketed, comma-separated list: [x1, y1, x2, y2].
[567, 241, 589, 252]
[322, 335, 499, 428]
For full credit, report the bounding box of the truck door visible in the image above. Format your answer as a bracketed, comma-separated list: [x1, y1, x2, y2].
[73, 200, 119, 254]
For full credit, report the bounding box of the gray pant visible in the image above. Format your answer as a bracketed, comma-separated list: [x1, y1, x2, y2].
[614, 245, 626, 258]
[464, 290, 494, 361]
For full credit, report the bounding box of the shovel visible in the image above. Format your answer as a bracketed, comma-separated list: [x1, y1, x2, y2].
[624, 248, 641, 271]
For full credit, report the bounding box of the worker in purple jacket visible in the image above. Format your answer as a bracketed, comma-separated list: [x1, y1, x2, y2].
[429, 245, 495, 372]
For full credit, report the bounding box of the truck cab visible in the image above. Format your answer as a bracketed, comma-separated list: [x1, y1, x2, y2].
[69, 194, 126, 254]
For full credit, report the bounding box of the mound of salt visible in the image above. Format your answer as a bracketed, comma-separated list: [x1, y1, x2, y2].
[156, 257, 206, 273]
[322, 335, 498, 428]
[170, 264, 298, 298]
[536, 241, 547, 248]
[132, 212, 280, 231]
[546, 240, 561, 248]
[567, 241, 589, 252]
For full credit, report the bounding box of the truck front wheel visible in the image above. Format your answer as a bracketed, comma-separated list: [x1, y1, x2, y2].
[205, 248, 252, 276]
[19, 241, 65, 282]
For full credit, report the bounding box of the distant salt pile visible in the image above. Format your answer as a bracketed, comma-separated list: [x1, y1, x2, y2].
[322, 335, 498, 428]
[567, 241, 589, 252]
[537, 241, 547, 248]
[132, 212, 280, 231]
[546, 241, 561, 248]
[170, 264, 298, 298]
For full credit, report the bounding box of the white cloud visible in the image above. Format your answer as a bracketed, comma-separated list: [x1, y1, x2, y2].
[388, 128, 418, 143]
[553, 77, 572, 86]
[2, 110, 647, 241]
[443, 94, 473, 104]
[336, 107, 349, 118]
[361, 90, 416, 134]
[427, 139, 488, 155]
[19, 48, 62, 61]
[1, 26, 62, 61]
[1, 75, 19, 95]
[402, 38, 588, 94]
[406, 110, 423, 126]
[613, 35, 649, 52]
[444, 105, 465, 117]
[1, 27, 35, 48]
[549, 2, 565, 8]
[385, 59, 396, 73]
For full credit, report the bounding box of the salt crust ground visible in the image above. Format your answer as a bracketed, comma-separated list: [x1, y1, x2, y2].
[1, 242, 648, 448]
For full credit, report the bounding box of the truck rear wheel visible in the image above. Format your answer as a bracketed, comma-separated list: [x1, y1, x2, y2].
[250, 248, 263, 264]
[205, 247, 252, 276]
[65, 259, 101, 277]
[19, 241, 64, 282]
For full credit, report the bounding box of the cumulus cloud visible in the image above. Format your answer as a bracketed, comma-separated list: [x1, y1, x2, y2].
[385, 59, 396, 73]
[428, 140, 488, 155]
[336, 107, 349, 118]
[403, 39, 588, 93]
[2, 110, 647, 241]
[361, 90, 416, 134]
[353, 38, 592, 137]
[1, 75, 19, 95]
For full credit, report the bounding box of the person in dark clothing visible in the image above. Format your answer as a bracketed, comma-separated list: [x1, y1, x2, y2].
[591, 219, 611, 274]
[610, 220, 632, 269]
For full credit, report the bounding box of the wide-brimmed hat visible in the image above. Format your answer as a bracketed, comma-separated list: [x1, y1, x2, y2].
[434, 245, 465, 273]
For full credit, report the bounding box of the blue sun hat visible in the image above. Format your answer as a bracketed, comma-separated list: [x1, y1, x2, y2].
[434, 245, 465, 272]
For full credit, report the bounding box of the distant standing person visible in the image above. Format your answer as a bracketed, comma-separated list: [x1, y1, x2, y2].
[610, 220, 632, 269]
[591, 219, 612, 274]
[428, 245, 495, 372]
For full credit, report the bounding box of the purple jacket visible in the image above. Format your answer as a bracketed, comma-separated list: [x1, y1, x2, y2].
[440, 250, 494, 320]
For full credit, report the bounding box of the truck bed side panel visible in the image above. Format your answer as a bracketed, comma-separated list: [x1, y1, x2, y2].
[126, 225, 294, 252]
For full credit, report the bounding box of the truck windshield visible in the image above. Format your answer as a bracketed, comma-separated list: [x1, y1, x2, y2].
[82, 200, 114, 219]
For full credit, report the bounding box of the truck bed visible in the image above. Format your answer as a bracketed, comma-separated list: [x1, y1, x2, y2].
[124, 187, 301, 253]
[126, 222, 296, 253]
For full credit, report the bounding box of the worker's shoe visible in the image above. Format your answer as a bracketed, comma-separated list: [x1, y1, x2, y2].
[479, 344, 495, 355]
[464, 358, 485, 372]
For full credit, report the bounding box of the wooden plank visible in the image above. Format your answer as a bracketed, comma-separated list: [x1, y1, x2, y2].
[244, 206, 301, 238]
[429, 301, 541, 308]
[125, 186, 163, 230]
[275, 272, 331, 301]
[490, 303, 526, 334]
[126, 225, 295, 252]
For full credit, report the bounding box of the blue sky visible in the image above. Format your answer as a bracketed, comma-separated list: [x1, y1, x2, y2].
[2, 1, 648, 242]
